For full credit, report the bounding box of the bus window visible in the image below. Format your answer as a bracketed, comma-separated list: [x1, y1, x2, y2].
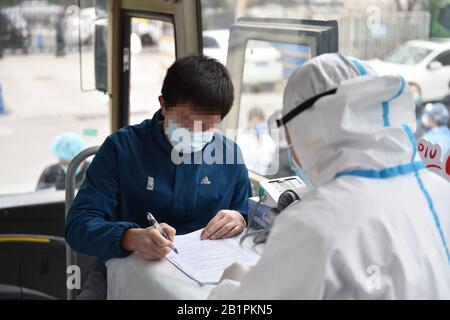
[237, 40, 311, 177]
[0, 0, 109, 195]
[199, 0, 443, 182]
[199, 12, 337, 181]
[128, 17, 175, 125]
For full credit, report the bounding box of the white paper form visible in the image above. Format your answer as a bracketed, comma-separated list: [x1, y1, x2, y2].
[166, 229, 261, 285]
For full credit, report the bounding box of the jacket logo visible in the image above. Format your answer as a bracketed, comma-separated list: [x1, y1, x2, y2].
[200, 176, 211, 185]
[147, 177, 154, 191]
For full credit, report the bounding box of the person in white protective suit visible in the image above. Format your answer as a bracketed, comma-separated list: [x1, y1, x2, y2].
[208, 53, 450, 299]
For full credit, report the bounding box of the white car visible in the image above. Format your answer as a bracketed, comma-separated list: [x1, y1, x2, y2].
[203, 29, 283, 87]
[369, 39, 450, 103]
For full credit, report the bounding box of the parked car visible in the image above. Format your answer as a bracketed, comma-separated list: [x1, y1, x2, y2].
[369, 39, 450, 103]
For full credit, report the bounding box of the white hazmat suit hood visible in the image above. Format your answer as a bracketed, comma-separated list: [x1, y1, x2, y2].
[282, 53, 416, 187]
[209, 53, 450, 300]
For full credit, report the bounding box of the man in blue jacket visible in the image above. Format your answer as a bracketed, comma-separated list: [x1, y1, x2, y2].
[65, 55, 252, 299]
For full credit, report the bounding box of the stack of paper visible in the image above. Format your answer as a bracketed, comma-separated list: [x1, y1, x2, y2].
[166, 229, 261, 285]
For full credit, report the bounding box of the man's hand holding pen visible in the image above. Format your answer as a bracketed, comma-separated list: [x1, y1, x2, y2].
[121, 223, 176, 260]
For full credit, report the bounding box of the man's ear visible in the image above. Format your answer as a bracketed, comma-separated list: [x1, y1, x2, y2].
[159, 96, 167, 116]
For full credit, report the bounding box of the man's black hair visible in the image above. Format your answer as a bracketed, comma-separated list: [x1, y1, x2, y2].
[161, 55, 234, 119]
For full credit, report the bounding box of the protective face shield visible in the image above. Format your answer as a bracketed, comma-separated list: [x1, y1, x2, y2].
[166, 120, 214, 154]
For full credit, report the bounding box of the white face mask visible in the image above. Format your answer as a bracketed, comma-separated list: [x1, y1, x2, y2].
[166, 120, 214, 153]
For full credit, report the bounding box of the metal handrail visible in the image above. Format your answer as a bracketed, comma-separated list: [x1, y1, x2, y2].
[64, 146, 99, 300]
[0, 234, 65, 245]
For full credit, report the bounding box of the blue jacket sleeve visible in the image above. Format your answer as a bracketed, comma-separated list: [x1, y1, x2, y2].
[65, 137, 139, 263]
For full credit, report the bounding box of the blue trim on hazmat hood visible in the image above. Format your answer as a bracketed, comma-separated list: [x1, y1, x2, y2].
[351, 59, 368, 76]
[335, 161, 425, 179]
[350, 59, 406, 128]
[381, 76, 406, 127]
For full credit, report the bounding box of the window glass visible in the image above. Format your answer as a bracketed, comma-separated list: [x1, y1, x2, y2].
[236, 40, 310, 176]
[128, 17, 175, 125]
[382, 44, 432, 65]
[436, 51, 450, 66]
[200, 0, 446, 179]
[0, 0, 108, 195]
[203, 35, 219, 48]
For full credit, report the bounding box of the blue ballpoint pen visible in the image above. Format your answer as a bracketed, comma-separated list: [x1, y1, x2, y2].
[146, 212, 179, 254]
